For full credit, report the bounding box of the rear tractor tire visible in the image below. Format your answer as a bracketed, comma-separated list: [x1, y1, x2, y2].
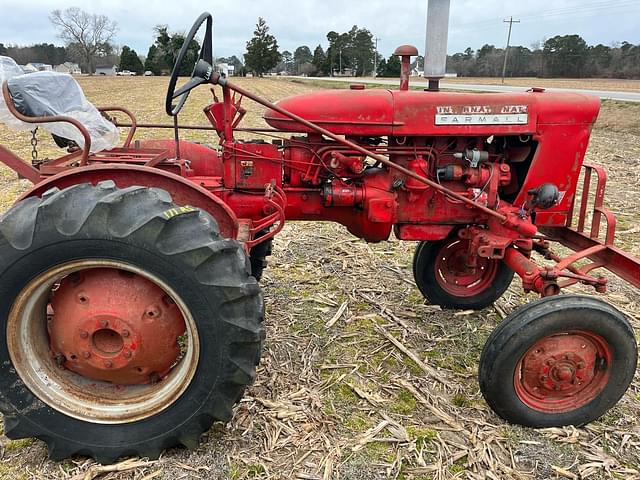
[0, 181, 264, 463]
[412, 235, 514, 310]
[479, 295, 637, 427]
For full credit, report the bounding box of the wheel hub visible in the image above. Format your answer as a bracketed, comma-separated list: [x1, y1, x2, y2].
[49, 268, 186, 385]
[435, 239, 497, 296]
[514, 331, 611, 412]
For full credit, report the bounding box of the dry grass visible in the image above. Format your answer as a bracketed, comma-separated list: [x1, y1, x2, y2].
[0, 77, 639, 480]
[432, 77, 640, 92]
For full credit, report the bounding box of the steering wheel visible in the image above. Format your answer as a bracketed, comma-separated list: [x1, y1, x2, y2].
[165, 12, 214, 116]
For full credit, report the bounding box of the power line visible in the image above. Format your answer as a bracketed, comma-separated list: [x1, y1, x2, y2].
[453, 0, 639, 28]
[501, 16, 520, 83]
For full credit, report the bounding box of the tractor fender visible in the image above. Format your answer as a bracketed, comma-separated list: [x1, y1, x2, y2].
[18, 164, 239, 239]
[134, 139, 223, 177]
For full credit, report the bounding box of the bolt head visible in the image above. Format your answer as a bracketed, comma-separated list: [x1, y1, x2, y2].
[80, 330, 89, 339]
[123, 350, 132, 359]
[104, 361, 113, 368]
[82, 351, 91, 359]
[122, 330, 130, 338]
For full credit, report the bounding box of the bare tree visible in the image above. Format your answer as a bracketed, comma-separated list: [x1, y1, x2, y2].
[50, 7, 117, 74]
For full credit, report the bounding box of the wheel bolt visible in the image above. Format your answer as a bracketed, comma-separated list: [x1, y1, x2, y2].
[82, 351, 91, 359]
[104, 361, 113, 368]
[79, 330, 89, 339]
[123, 350, 132, 359]
[122, 330, 130, 338]
[100, 320, 109, 328]
[581, 344, 586, 349]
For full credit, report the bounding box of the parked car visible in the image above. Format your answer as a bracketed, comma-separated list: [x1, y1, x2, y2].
[116, 70, 136, 76]
[144, 71, 154, 76]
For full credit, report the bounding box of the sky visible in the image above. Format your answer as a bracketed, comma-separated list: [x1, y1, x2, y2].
[0, 0, 638, 60]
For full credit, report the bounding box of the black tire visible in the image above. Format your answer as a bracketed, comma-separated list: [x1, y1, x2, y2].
[479, 295, 637, 427]
[249, 230, 273, 281]
[412, 237, 514, 310]
[0, 181, 264, 463]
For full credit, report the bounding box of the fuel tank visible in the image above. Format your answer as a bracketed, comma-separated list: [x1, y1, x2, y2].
[264, 88, 600, 136]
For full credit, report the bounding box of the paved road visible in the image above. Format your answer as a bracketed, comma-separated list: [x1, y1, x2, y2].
[304, 77, 640, 103]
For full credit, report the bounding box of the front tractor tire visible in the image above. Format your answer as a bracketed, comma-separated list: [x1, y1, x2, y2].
[479, 295, 637, 427]
[0, 182, 264, 463]
[412, 236, 514, 310]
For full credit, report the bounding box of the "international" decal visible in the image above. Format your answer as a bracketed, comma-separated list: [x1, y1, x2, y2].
[435, 105, 529, 125]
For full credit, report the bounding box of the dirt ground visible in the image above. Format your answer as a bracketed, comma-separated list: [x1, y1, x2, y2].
[0, 76, 639, 480]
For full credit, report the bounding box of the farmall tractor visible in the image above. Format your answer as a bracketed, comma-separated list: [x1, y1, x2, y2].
[0, 12, 639, 464]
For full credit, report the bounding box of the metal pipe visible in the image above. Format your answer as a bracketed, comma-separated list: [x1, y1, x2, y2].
[424, 0, 451, 91]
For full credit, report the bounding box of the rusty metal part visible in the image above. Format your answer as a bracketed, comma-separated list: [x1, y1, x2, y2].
[2, 81, 91, 165]
[513, 330, 612, 413]
[49, 268, 186, 385]
[97, 106, 138, 147]
[6, 259, 199, 424]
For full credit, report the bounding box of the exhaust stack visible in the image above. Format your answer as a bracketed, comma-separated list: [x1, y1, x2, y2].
[424, 0, 451, 91]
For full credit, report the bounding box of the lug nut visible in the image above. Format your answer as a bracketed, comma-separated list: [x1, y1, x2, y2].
[82, 351, 91, 359]
[123, 350, 132, 359]
[122, 330, 130, 338]
[104, 361, 113, 368]
[100, 320, 109, 328]
[79, 330, 89, 339]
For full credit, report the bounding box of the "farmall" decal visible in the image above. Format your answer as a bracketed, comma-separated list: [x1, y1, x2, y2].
[435, 105, 528, 125]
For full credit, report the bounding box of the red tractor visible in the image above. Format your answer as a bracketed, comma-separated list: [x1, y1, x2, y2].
[0, 13, 638, 463]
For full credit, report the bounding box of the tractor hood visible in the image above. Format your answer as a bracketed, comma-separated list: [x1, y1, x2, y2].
[264, 88, 600, 136]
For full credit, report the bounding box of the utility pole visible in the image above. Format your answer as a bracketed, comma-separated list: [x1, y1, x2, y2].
[501, 16, 520, 84]
[374, 37, 380, 77]
[339, 49, 342, 75]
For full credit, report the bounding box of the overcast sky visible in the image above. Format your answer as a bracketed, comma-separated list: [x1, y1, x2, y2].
[1, 0, 638, 60]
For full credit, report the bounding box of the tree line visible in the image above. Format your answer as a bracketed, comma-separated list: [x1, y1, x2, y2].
[447, 36, 640, 79]
[2, 8, 638, 79]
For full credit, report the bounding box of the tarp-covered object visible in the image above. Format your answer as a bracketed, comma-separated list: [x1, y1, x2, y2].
[0, 56, 119, 153]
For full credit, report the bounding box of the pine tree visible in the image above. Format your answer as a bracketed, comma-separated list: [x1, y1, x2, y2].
[144, 44, 160, 75]
[312, 45, 327, 76]
[244, 17, 280, 76]
[119, 46, 143, 74]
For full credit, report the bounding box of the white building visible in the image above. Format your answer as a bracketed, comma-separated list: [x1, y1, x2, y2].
[216, 62, 236, 77]
[95, 65, 118, 76]
[54, 62, 81, 75]
[26, 62, 52, 72]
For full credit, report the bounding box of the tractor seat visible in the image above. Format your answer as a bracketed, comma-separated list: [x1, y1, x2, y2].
[4, 71, 119, 153]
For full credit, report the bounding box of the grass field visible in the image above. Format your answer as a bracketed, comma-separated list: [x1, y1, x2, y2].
[0, 76, 639, 480]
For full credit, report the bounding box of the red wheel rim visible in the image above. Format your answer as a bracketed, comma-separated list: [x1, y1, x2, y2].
[513, 330, 612, 413]
[434, 239, 498, 297]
